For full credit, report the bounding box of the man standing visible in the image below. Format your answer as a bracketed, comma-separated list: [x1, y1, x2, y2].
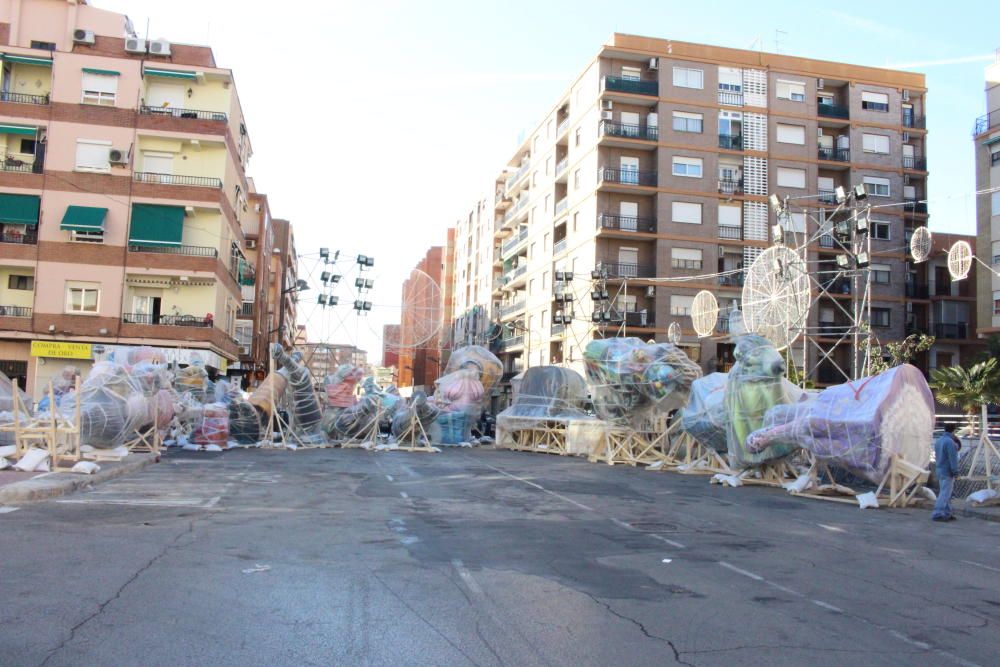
[932, 423, 961, 522]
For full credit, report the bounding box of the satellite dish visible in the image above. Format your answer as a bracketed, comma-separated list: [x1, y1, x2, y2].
[383, 268, 443, 349]
[691, 291, 719, 338]
[909, 226, 932, 263]
[667, 321, 681, 345]
[947, 240, 972, 281]
[741, 246, 811, 351]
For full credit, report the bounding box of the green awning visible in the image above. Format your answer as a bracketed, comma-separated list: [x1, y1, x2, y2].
[0, 193, 40, 226]
[0, 124, 37, 136]
[82, 67, 120, 76]
[984, 135, 1000, 147]
[2, 54, 52, 67]
[144, 68, 197, 81]
[128, 203, 184, 247]
[60, 206, 108, 232]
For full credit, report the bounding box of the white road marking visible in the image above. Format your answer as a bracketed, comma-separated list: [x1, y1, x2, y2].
[385, 474, 394, 482]
[890, 630, 931, 650]
[57, 498, 218, 508]
[961, 559, 1000, 574]
[484, 464, 595, 511]
[611, 518, 632, 530]
[452, 559, 484, 596]
[765, 581, 804, 597]
[817, 523, 846, 533]
[662, 558, 672, 564]
[717, 561, 764, 581]
[811, 600, 843, 613]
[647, 533, 687, 549]
[399, 491, 409, 499]
[0, 506, 19, 513]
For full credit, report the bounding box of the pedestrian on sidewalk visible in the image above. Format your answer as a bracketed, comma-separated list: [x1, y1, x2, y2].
[932, 422, 961, 522]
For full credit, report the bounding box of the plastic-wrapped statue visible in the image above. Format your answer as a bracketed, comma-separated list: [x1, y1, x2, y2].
[498, 366, 591, 420]
[441, 346, 503, 397]
[228, 399, 262, 444]
[325, 364, 363, 408]
[36, 365, 80, 412]
[272, 344, 324, 442]
[584, 338, 702, 425]
[432, 367, 485, 444]
[329, 394, 382, 440]
[746, 364, 933, 483]
[174, 360, 211, 403]
[391, 390, 440, 440]
[61, 362, 148, 449]
[679, 372, 730, 453]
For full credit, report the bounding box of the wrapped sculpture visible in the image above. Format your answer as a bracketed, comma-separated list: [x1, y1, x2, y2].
[273, 344, 325, 443]
[745, 364, 933, 483]
[441, 346, 502, 397]
[498, 366, 591, 420]
[325, 364, 363, 408]
[432, 367, 485, 444]
[584, 338, 702, 426]
[61, 362, 148, 449]
[328, 394, 382, 440]
[679, 372, 730, 453]
[391, 390, 440, 440]
[174, 361, 211, 403]
[228, 399, 262, 444]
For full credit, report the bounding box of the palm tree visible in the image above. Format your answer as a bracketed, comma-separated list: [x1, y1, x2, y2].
[930, 358, 1000, 432]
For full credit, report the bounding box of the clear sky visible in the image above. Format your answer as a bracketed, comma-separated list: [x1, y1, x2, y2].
[97, 0, 999, 361]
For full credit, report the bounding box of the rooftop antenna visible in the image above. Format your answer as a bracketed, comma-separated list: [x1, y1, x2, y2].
[145, 18, 150, 42]
[774, 29, 787, 55]
[748, 35, 763, 52]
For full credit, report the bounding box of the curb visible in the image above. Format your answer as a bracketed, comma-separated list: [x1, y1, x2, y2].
[958, 504, 1000, 523]
[0, 453, 157, 505]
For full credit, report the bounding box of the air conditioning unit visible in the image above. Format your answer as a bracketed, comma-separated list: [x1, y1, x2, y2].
[246, 239, 257, 249]
[73, 29, 95, 45]
[600, 110, 613, 121]
[124, 37, 146, 54]
[648, 57, 659, 70]
[109, 148, 128, 165]
[902, 90, 910, 101]
[817, 78, 825, 89]
[645, 286, 656, 298]
[148, 39, 171, 56]
[601, 100, 613, 111]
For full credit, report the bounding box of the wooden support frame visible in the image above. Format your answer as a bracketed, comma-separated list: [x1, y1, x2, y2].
[1, 377, 82, 472]
[649, 424, 730, 475]
[261, 351, 307, 450]
[960, 406, 1000, 494]
[391, 415, 438, 453]
[499, 419, 571, 456]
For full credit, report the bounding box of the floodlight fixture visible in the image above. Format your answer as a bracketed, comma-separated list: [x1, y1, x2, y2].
[319, 248, 329, 259]
[769, 193, 784, 215]
[563, 271, 573, 281]
[835, 186, 847, 204]
[836, 253, 852, 269]
[771, 224, 785, 244]
[853, 184, 868, 200]
[328, 296, 339, 306]
[856, 252, 871, 268]
[321, 271, 331, 283]
[318, 294, 327, 305]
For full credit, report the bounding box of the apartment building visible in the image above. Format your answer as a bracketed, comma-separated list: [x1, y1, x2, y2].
[477, 33, 935, 390]
[269, 217, 299, 350]
[299, 342, 368, 386]
[975, 55, 1000, 340]
[451, 195, 498, 347]
[0, 0, 285, 398]
[381, 323, 400, 369]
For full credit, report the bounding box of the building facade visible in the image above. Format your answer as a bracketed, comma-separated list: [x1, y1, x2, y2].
[396, 244, 444, 390]
[975, 56, 1000, 340]
[450, 195, 496, 348]
[468, 34, 937, 395]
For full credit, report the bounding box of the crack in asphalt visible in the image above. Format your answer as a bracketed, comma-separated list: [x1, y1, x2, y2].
[581, 591, 694, 666]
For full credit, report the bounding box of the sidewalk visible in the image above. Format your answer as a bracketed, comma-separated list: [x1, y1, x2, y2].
[0, 453, 157, 505]
[958, 499, 1000, 523]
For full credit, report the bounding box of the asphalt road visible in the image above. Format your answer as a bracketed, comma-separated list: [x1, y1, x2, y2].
[1, 446, 997, 667]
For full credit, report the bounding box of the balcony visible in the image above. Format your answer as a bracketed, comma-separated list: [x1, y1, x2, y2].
[501, 228, 528, 256]
[718, 225, 742, 240]
[550, 322, 566, 336]
[598, 212, 656, 233]
[717, 316, 731, 334]
[671, 258, 702, 270]
[2, 153, 43, 174]
[902, 155, 927, 170]
[598, 261, 655, 279]
[598, 167, 656, 187]
[818, 190, 838, 204]
[599, 119, 659, 142]
[553, 238, 567, 255]
[818, 103, 849, 119]
[975, 109, 1000, 135]
[499, 335, 524, 350]
[0, 229, 38, 245]
[139, 106, 228, 122]
[503, 264, 527, 284]
[903, 114, 926, 130]
[906, 283, 930, 299]
[0, 91, 49, 106]
[128, 244, 219, 257]
[554, 197, 568, 216]
[718, 178, 744, 195]
[934, 322, 969, 339]
[818, 147, 850, 162]
[718, 133, 743, 150]
[555, 157, 569, 177]
[718, 90, 743, 106]
[818, 321, 846, 336]
[0, 305, 31, 317]
[819, 234, 835, 248]
[505, 160, 531, 192]
[556, 118, 570, 137]
[500, 300, 526, 318]
[133, 172, 223, 188]
[904, 199, 928, 214]
[624, 311, 654, 328]
[122, 313, 214, 328]
[239, 302, 254, 317]
[718, 274, 744, 288]
[602, 76, 658, 97]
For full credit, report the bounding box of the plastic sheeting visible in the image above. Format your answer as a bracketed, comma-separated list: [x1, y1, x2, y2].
[680, 372, 730, 453]
[391, 390, 440, 440]
[441, 346, 503, 397]
[746, 364, 933, 483]
[498, 366, 591, 421]
[325, 364, 363, 408]
[584, 338, 702, 426]
[273, 344, 324, 442]
[61, 362, 148, 449]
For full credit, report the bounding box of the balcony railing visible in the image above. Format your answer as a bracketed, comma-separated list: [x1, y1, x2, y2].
[554, 197, 568, 215]
[503, 265, 527, 283]
[904, 199, 928, 214]
[505, 160, 531, 191]
[553, 238, 567, 255]
[122, 313, 214, 328]
[818, 147, 850, 162]
[500, 300, 526, 317]
[718, 178, 744, 195]
[717, 90, 743, 106]
[818, 189, 838, 204]
[0, 230, 38, 245]
[139, 105, 228, 122]
[239, 302, 254, 317]
[2, 154, 43, 174]
[934, 323, 969, 340]
[597, 261, 654, 279]
[599, 167, 656, 186]
[555, 156, 569, 176]
[819, 234, 835, 248]
[624, 311, 653, 328]
[904, 114, 926, 130]
[718, 133, 743, 150]
[599, 119, 659, 141]
[817, 321, 847, 336]
[906, 283, 930, 299]
[671, 258, 702, 270]
[717, 316, 731, 334]
[818, 103, 849, 119]
[556, 117, 570, 136]
[718, 274, 744, 287]
[551, 322, 566, 336]
[602, 76, 658, 96]
[718, 225, 742, 240]
[0, 305, 31, 317]
[501, 229, 528, 255]
[499, 335, 524, 350]
[133, 172, 222, 188]
[598, 212, 656, 233]
[902, 155, 927, 170]
[128, 244, 219, 257]
[0, 91, 49, 105]
[975, 109, 1000, 135]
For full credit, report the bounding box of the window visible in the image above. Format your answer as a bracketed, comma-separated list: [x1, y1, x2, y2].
[532, 136, 539, 153]
[776, 80, 806, 102]
[572, 211, 579, 231]
[872, 220, 891, 240]
[532, 171, 538, 187]
[530, 206, 537, 223]
[547, 119, 555, 139]
[863, 176, 891, 197]
[545, 156, 552, 175]
[75, 140, 111, 172]
[783, 212, 806, 233]
[994, 291, 1000, 315]
[871, 308, 891, 328]
[574, 127, 581, 147]
[861, 91, 889, 112]
[992, 191, 1000, 216]
[718, 204, 741, 227]
[871, 263, 891, 284]
[777, 167, 806, 188]
[543, 233, 550, 251]
[19, 138, 36, 155]
[8, 275, 33, 290]
[991, 145, 1000, 166]
[529, 279, 536, 295]
[672, 156, 703, 178]
[862, 133, 890, 154]
[573, 169, 580, 189]
[718, 67, 742, 92]
[671, 247, 703, 269]
[66, 282, 100, 313]
[672, 111, 703, 133]
[672, 67, 703, 89]
[544, 194, 552, 213]
[621, 66, 642, 81]
[71, 230, 104, 244]
[30, 40, 56, 51]
[530, 242, 536, 259]
[776, 123, 805, 145]
[81, 72, 118, 106]
[542, 271, 549, 289]
[672, 201, 702, 224]
[670, 294, 695, 316]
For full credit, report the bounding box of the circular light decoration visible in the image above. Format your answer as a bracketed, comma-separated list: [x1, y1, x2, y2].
[909, 226, 932, 263]
[691, 290, 720, 338]
[947, 240, 972, 281]
[741, 246, 811, 351]
[383, 269, 443, 349]
[667, 321, 682, 345]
